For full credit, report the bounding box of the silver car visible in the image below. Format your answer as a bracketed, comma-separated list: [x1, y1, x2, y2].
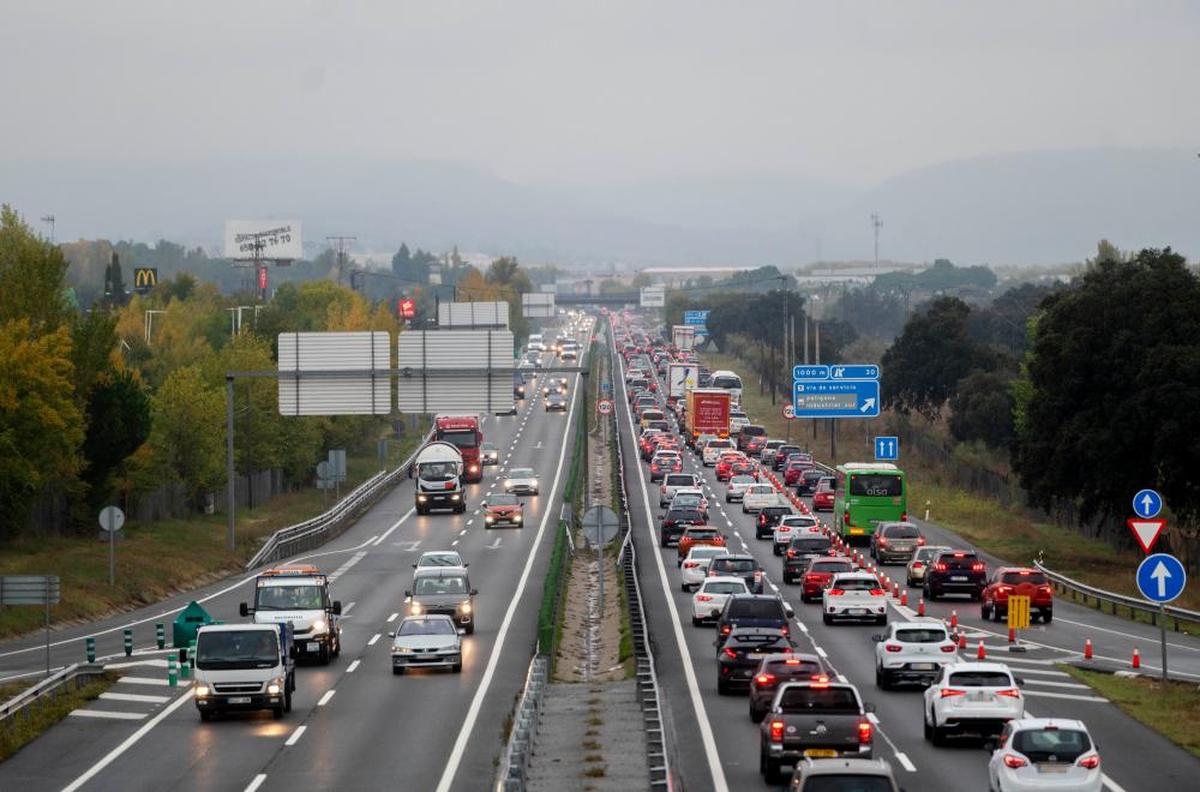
[907, 545, 951, 587]
[871, 521, 924, 565]
[391, 615, 462, 674]
[504, 467, 540, 495]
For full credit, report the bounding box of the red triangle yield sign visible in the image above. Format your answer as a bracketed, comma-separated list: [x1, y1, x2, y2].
[1126, 518, 1166, 554]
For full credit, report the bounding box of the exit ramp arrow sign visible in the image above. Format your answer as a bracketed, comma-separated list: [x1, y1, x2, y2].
[1126, 517, 1166, 554]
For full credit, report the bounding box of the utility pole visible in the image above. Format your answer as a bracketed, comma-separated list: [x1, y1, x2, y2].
[326, 235, 357, 287]
[871, 213, 883, 269]
[41, 215, 55, 243]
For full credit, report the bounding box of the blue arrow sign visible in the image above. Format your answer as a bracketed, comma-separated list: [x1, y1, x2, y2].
[1136, 553, 1186, 603]
[793, 365, 829, 380]
[793, 380, 880, 418]
[829, 364, 879, 380]
[874, 436, 899, 461]
[1133, 489, 1163, 519]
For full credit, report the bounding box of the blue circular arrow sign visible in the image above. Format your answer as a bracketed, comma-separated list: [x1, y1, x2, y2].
[1133, 489, 1163, 519]
[1136, 553, 1186, 604]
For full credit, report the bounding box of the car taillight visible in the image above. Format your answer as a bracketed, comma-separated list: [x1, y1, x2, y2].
[917, 536, 926, 546]
[885, 644, 902, 653]
[696, 594, 713, 602]
[972, 562, 986, 572]
[444, 482, 454, 490]
[1039, 585, 1053, 594]
[754, 673, 775, 686]
[858, 720, 872, 744]
[769, 719, 785, 742]
[1002, 753, 1028, 769]
[940, 688, 966, 698]
[722, 647, 737, 659]
[1077, 755, 1100, 769]
[843, 511, 851, 526]
[877, 537, 888, 546]
[869, 588, 885, 596]
[828, 589, 845, 596]
[996, 688, 1022, 699]
[940, 644, 957, 653]
[934, 563, 948, 572]
[786, 549, 797, 558]
[911, 561, 924, 569]
[720, 625, 731, 634]
[758, 515, 767, 526]
[683, 561, 699, 569]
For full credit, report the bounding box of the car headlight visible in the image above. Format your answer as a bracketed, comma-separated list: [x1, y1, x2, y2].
[513, 514, 522, 522]
[392, 646, 413, 654]
[459, 602, 472, 614]
[504, 480, 513, 489]
[485, 515, 495, 523]
[194, 684, 210, 698]
[267, 678, 283, 695]
[311, 618, 327, 634]
[469, 465, 479, 472]
[418, 495, 428, 502]
[410, 602, 422, 615]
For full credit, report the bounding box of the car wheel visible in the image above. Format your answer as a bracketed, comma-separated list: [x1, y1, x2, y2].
[692, 616, 702, 627]
[660, 536, 669, 548]
[970, 588, 982, 602]
[923, 712, 933, 741]
[1042, 610, 1053, 624]
[717, 678, 730, 695]
[318, 645, 330, 665]
[823, 613, 833, 625]
[199, 709, 212, 722]
[452, 662, 462, 673]
[465, 623, 475, 636]
[272, 705, 285, 720]
[681, 582, 690, 593]
[772, 545, 781, 557]
[284, 687, 293, 713]
[749, 704, 765, 723]
[994, 608, 1004, 624]
[924, 584, 936, 601]
[393, 666, 404, 675]
[981, 602, 991, 621]
[763, 755, 783, 784]
[875, 665, 887, 689]
[931, 721, 947, 746]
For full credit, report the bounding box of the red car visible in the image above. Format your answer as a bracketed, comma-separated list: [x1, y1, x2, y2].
[981, 567, 1054, 623]
[812, 480, 835, 511]
[677, 525, 727, 563]
[783, 460, 811, 486]
[730, 459, 757, 478]
[798, 557, 855, 603]
[714, 453, 746, 482]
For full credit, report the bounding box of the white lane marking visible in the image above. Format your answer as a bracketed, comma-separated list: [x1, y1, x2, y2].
[341, 601, 356, 615]
[815, 647, 828, 658]
[373, 509, 415, 546]
[459, 528, 468, 536]
[99, 692, 170, 703]
[387, 612, 399, 623]
[368, 633, 381, 646]
[244, 774, 267, 792]
[317, 689, 336, 706]
[434, 371, 581, 792]
[62, 689, 195, 791]
[1054, 616, 1200, 652]
[895, 752, 917, 772]
[118, 676, 169, 687]
[327, 550, 368, 582]
[1022, 689, 1108, 702]
[466, 520, 474, 526]
[104, 658, 169, 670]
[451, 540, 459, 546]
[346, 659, 361, 673]
[867, 712, 880, 724]
[69, 709, 147, 720]
[285, 725, 308, 746]
[1020, 679, 1091, 690]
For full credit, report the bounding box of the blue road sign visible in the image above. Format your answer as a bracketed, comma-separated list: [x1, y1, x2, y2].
[1133, 489, 1163, 519]
[683, 310, 710, 325]
[793, 380, 880, 418]
[1136, 553, 1186, 603]
[793, 365, 830, 380]
[829, 364, 880, 380]
[874, 436, 899, 461]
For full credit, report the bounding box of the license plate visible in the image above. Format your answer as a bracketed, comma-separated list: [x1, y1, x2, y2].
[747, 653, 765, 660]
[850, 608, 868, 615]
[804, 749, 838, 758]
[911, 663, 935, 670]
[849, 528, 864, 535]
[951, 576, 968, 581]
[227, 697, 251, 704]
[1036, 764, 1070, 774]
[307, 642, 321, 652]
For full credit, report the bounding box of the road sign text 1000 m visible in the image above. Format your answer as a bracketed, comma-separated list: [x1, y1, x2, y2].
[834, 463, 906, 542]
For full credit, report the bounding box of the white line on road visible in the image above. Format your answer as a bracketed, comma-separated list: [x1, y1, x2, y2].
[244, 774, 267, 792]
[285, 725, 307, 746]
[373, 508, 415, 546]
[815, 646, 828, 658]
[347, 659, 361, 673]
[99, 692, 170, 703]
[1054, 616, 1200, 652]
[894, 752, 917, 772]
[1022, 689, 1108, 703]
[368, 633, 381, 646]
[69, 709, 148, 720]
[328, 550, 368, 582]
[451, 539, 459, 546]
[118, 676, 169, 687]
[459, 528, 468, 535]
[387, 612, 399, 623]
[341, 601, 356, 615]
[317, 689, 336, 706]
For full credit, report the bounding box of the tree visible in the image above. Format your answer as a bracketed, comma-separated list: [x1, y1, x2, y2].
[147, 366, 225, 505]
[834, 286, 906, 340]
[103, 251, 128, 307]
[0, 320, 85, 535]
[948, 369, 1016, 449]
[969, 283, 1059, 358]
[80, 369, 151, 510]
[1013, 247, 1200, 534]
[631, 273, 653, 289]
[881, 297, 996, 419]
[0, 205, 72, 333]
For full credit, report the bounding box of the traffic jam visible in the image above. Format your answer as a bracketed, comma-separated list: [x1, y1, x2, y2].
[610, 312, 1112, 792]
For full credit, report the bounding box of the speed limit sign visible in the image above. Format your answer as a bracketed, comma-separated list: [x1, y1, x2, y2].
[598, 399, 614, 416]
[782, 404, 795, 419]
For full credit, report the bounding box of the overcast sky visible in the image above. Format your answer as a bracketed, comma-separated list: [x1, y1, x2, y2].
[4, 1, 1197, 191]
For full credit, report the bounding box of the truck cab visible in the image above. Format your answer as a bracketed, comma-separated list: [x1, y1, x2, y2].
[240, 564, 342, 664]
[415, 441, 466, 514]
[434, 414, 483, 483]
[193, 623, 295, 721]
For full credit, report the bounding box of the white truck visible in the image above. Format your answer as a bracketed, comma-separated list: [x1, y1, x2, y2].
[415, 440, 466, 514]
[193, 622, 295, 721]
[239, 564, 343, 664]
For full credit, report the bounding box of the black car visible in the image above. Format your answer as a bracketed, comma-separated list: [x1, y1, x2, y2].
[773, 445, 802, 471]
[716, 594, 794, 648]
[782, 535, 835, 583]
[716, 627, 794, 695]
[923, 550, 987, 601]
[660, 507, 706, 547]
[709, 555, 765, 594]
[736, 424, 767, 452]
[756, 505, 796, 540]
[513, 372, 527, 400]
[796, 468, 826, 496]
[748, 653, 825, 722]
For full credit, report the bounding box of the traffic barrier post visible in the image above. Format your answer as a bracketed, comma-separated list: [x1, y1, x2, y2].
[156, 623, 165, 649]
[85, 636, 95, 663]
[123, 628, 133, 657]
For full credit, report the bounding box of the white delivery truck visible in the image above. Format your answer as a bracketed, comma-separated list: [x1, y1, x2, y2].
[193, 622, 295, 721]
[239, 564, 342, 664]
[414, 441, 466, 515]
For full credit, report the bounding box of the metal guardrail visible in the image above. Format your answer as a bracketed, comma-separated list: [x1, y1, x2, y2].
[1034, 560, 1200, 630]
[496, 653, 549, 791]
[246, 430, 433, 569]
[0, 662, 107, 725]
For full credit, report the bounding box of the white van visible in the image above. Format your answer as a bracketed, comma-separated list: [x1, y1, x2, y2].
[527, 334, 546, 353]
[709, 370, 743, 402]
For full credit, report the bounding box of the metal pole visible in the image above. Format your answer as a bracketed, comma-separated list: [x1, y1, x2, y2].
[1160, 603, 1168, 683]
[108, 509, 115, 586]
[45, 596, 51, 677]
[226, 376, 236, 551]
[831, 419, 837, 462]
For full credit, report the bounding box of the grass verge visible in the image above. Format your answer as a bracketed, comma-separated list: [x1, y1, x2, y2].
[0, 671, 119, 762]
[1062, 666, 1200, 759]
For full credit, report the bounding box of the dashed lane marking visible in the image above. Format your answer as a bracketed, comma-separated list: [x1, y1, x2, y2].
[317, 689, 336, 706]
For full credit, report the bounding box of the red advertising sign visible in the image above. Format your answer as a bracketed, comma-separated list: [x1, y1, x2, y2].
[257, 265, 268, 291]
[398, 297, 416, 319]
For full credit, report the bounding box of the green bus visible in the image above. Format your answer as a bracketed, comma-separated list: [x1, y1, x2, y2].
[833, 463, 907, 543]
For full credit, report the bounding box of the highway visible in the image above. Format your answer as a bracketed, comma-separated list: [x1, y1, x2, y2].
[609, 317, 1200, 792]
[0, 338, 588, 792]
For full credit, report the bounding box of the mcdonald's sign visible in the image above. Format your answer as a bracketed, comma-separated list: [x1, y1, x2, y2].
[133, 268, 158, 292]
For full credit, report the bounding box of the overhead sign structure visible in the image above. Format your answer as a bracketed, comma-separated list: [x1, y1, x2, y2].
[793, 380, 880, 418]
[1133, 489, 1163, 519]
[438, 301, 509, 328]
[133, 267, 158, 292]
[522, 292, 556, 319]
[224, 220, 302, 261]
[874, 436, 899, 461]
[397, 329, 516, 414]
[1136, 553, 1186, 604]
[640, 286, 665, 308]
[277, 331, 391, 416]
[1127, 518, 1167, 555]
[829, 364, 879, 380]
[0, 575, 61, 606]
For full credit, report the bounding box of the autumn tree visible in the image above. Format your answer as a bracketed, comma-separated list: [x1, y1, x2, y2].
[147, 366, 225, 506]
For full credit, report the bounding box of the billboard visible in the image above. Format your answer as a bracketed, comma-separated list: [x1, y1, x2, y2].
[398, 297, 416, 319]
[522, 292, 556, 319]
[672, 325, 695, 351]
[437, 301, 509, 328]
[133, 267, 158, 293]
[277, 332, 391, 416]
[668, 362, 699, 399]
[224, 220, 303, 260]
[640, 286, 665, 308]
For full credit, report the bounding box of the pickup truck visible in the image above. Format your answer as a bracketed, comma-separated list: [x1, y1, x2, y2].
[759, 680, 875, 783]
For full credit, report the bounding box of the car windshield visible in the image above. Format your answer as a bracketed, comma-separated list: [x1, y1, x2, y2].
[728, 600, 783, 619]
[713, 559, 757, 573]
[703, 581, 747, 595]
[915, 547, 946, 562]
[947, 670, 1012, 687]
[833, 578, 878, 591]
[397, 618, 456, 636]
[439, 430, 478, 448]
[415, 576, 468, 595]
[748, 485, 774, 494]
[668, 510, 703, 522]
[481, 443, 496, 451]
[776, 686, 859, 713]
[1001, 571, 1048, 585]
[791, 538, 831, 552]
[673, 494, 702, 507]
[895, 628, 948, 643]
[690, 547, 728, 560]
[665, 475, 694, 486]
[763, 507, 791, 517]
[729, 475, 756, 485]
[489, 494, 519, 506]
[685, 529, 719, 539]
[418, 553, 462, 567]
[255, 584, 323, 610]
[849, 473, 902, 497]
[803, 777, 894, 792]
[509, 468, 535, 479]
[1012, 728, 1091, 762]
[784, 517, 818, 527]
[195, 631, 279, 669]
[883, 524, 921, 538]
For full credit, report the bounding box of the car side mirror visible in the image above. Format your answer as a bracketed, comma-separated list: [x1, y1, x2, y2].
[403, 590, 411, 599]
[872, 634, 884, 642]
[332, 601, 342, 615]
[463, 562, 469, 567]
[480, 501, 487, 509]
[239, 602, 249, 617]
[388, 630, 396, 638]
[1016, 677, 1026, 686]
[864, 702, 876, 713]
[411, 563, 417, 569]
[471, 589, 479, 596]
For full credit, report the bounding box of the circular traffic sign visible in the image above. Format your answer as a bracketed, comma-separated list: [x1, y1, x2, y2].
[98, 505, 125, 533]
[782, 404, 795, 419]
[597, 399, 614, 416]
[1133, 489, 1163, 519]
[1135, 553, 1186, 604]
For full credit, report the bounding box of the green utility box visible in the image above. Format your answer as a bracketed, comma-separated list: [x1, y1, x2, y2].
[172, 601, 215, 648]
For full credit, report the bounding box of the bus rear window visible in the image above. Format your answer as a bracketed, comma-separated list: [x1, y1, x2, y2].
[849, 474, 902, 497]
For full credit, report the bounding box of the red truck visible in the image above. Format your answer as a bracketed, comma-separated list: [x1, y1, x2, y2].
[685, 388, 732, 445]
[434, 414, 484, 483]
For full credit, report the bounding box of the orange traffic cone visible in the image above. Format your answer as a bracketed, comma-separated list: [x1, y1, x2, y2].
[1084, 639, 1093, 660]
[1132, 648, 1140, 669]
[1008, 627, 1016, 644]
[950, 610, 958, 630]
[918, 598, 926, 617]
[977, 640, 987, 660]
[958, 632, 968, 650]
[892, 582, 900, 598]
[900, 589, 909, 607]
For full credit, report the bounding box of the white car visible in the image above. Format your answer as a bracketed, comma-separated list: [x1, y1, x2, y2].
[503, 467, 540, 495]
[413, 551, 467, 569]
[691, 576, 749, 626]
[741, 484, 779, 514]
[773, 514, 821, 556]
[987, 718, 1102, 792]
[680, 546, 731, 592]
[724, 474, 757, 503]
[873, 621, 958, 689]
[822, 572, 888, 625]
[660, 473, 700, 507]
[702, 439, 735, 466]
[729, 411, 750, 434]
[924, 662, 1025, 745]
